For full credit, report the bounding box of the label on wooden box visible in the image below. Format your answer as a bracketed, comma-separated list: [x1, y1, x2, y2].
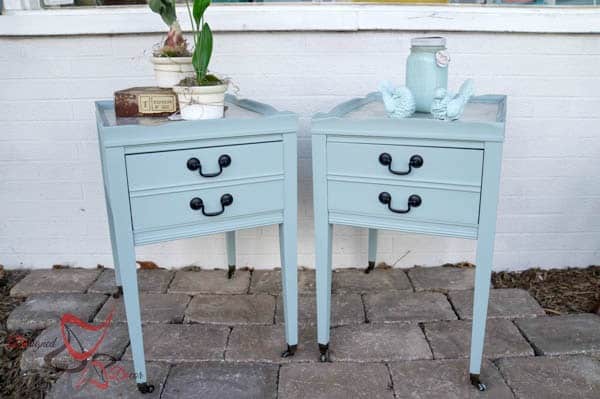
[115, 87, 178, 117]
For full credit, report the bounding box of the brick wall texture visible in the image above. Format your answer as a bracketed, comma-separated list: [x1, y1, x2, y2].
[1, 32, 599, 270]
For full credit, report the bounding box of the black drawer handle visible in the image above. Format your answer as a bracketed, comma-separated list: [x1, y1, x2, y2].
[378, 192, 421, 214]
[187, 154, 231, 177]
[379, 153, 423, 175]
[189, 194, 233, 217]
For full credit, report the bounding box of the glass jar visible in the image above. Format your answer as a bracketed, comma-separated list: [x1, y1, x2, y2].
[405, 37, 450, 113]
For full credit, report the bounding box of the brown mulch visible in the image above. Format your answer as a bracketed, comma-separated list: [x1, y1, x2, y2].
[492, 266, 600, 316]
[0, 270, 60, 399]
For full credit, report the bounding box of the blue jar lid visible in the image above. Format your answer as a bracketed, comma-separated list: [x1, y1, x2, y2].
[411, 36, 446, 47]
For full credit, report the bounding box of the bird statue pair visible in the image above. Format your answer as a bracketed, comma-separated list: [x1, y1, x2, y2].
[379, 79, 474, 121]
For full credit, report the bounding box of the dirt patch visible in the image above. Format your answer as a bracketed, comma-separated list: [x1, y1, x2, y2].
[0, 270, 60, 399]
[492, 266, 600, 316]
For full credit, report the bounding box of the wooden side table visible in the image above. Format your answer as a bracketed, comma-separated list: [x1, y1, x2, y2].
[311, 93, 506, 391]
[96, 96, 299, 393]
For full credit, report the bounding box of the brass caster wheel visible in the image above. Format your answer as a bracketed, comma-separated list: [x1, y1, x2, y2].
[112, 286, 123, 299]
[470, 373, 487, 392]
[137, 383, 155, 394]
[227, 264, 236, 279]
[281, 344, 297, 358]
[318, 343, 330, 362]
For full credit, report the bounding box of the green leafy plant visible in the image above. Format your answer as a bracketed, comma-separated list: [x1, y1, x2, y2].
[183, 0, 221, 86]
[149, 0, 190, 57]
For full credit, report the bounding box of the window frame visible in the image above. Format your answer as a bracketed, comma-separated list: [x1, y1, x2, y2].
[1, 4, 599, 35]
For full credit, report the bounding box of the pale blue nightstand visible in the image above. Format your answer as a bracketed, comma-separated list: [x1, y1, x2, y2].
[311, 92, 506, 391]
[95, 95, 299, 393]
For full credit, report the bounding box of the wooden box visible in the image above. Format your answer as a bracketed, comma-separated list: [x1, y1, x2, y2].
[114, 87, 179, 117]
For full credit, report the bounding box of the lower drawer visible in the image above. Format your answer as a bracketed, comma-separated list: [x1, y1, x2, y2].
[130, 180, 284, 231]
[328, 180, 480, 226]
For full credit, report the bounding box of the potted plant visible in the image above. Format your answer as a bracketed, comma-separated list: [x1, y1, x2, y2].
[149, 0, 194, 88]
[172, 0, 228, 120]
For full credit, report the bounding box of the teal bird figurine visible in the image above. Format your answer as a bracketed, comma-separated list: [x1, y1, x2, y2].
[379, 81, 416, 119]
[431, 88, 450, 120]
[430, 79, 475, 121]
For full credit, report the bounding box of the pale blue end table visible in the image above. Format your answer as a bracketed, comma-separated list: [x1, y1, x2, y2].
[311, 92, 506, 391]
[95, 95, 299, 393]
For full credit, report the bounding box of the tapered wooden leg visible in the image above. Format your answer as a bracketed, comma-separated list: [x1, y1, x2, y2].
[366, 228, 378, 273]
[106, 202, 123, 298]
[107, 209, 121, 286]
[469, 142, 502, 392]
[469, 237, 493, 391]
[312, 134, 333, 361]
[116, 236, 151, 392]
[104, 147, 150, 392]
[315, 224, 333, 361]
[279, 223, 298, 357]
[99, 146, 123, 297]
[226, 231, 236, 279]
[280, 132, 298, 358]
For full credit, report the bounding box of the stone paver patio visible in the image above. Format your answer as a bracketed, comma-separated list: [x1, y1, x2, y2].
[7, 266, 600, 398]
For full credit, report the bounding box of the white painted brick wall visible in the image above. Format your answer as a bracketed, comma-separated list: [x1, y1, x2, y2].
[1, 31, 599, 271]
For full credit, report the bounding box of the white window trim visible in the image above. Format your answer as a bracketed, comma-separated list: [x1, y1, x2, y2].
[1, 4, 599, 36]
[3, 0, 42, 10]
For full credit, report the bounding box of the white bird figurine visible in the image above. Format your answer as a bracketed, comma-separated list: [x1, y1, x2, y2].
[430, 79, 475, 121]
[379, 81, 416, 119]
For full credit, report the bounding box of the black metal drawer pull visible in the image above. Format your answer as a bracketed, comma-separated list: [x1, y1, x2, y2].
[378, 153, 423, 175]
[187, 154, 231, 177]
[189, 194, 233, 217]
[378, 192, 421, 214]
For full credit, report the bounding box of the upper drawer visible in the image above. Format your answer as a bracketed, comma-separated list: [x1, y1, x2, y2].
[126, 141, 283, 191]
[327, 142, 483, 187]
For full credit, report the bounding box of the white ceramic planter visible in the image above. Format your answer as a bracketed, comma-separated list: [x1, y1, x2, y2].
[151, 56, 194, 88]
[172, 82, 229, 120]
